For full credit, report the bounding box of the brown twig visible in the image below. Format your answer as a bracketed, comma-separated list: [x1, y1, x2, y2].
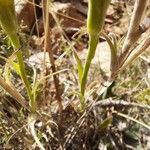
[121, 35, 150, 71]
[118, 0, 149, 69]
[42, 0, 63, 112]
[109, 1, 149, 81]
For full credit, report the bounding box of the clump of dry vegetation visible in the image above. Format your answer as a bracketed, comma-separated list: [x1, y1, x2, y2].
[0, 0, 150, 149]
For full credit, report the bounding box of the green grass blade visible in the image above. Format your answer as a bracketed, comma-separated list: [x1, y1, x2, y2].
[73, 51, 83, 84]
[101, 33, 118, 71]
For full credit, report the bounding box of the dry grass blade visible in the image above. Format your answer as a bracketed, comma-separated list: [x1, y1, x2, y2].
[28, 114, 46, 150]
[119, 0, 149, 67]
[94, 98, 150, 110]
[121, 36, 150, 71]
[0, 77, 30, 111]
[114, 111, 150, 130]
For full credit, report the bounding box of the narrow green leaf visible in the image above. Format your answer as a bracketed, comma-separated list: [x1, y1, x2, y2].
[101, 33, 118, 71]
[73, 51, 83, 83]
[99, 116, 112, 129]
[11, 61, 21, 75]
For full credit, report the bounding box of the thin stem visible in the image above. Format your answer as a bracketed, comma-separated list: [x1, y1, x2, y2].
[16, 50, 35, 111]
[119, 0, 148, 67]
[12, 35, 35, 112]
[0, 0, 35, 112]
[42, 0, 48, 107]
[121, 36, 150, 71]
[33, 0, 40, 37]
[81, 35, 98, 96]
[109, 0, 149, 80]
[114, 111, 150, 130]
[43, 0, 63, 112]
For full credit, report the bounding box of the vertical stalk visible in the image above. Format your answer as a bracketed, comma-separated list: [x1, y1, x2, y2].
[42, 0, 63, 112]
[118, 0, 149, 68]
[81, 35, 98, 96]
[79, 0, 111, 99]
[0, 0, 35, 112]
[13, 37, 35, 112]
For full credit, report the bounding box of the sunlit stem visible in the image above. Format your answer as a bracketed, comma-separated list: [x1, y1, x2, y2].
[80, 35, 98, 96]
[12, 35, 35, 112]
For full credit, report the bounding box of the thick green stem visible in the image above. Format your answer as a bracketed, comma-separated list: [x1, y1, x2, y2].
[12, 36, 35, 112]
[81, 35, 98, 96]
[17, 51, 35, 112]
[79, 0, 110, 98]
[0, 0, 35, 112]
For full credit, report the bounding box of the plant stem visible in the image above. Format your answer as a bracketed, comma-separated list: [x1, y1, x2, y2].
[121, 36, 150, 71]
[119, 0, 149, 68]
[12, 36, 35, 112]
[42, 0, 63, 112]
[0, 0, 35, 112]
[81, 35, 98, 96]
[16, 50, 35, 112]
[109, 0, 149, 80]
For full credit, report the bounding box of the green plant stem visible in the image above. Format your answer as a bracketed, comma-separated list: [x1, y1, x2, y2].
[12, 36, 35, 112]
[17, 51, 35, 111]
[81, 35, 98, 96]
